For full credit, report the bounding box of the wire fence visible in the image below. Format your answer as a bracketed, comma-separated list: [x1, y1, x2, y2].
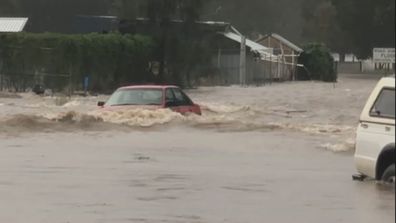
[0, 47, 303, 93]
[0, 70, 71, 95]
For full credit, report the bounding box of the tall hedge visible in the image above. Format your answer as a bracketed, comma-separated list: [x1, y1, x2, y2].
[297, 43, 337, 82]
[0, 33, 154, 92]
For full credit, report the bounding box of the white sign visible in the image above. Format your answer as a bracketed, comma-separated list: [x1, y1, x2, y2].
[373, 48, 395, 63]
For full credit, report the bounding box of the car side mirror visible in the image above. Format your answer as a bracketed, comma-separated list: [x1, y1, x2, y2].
[97, 101, 105, 107]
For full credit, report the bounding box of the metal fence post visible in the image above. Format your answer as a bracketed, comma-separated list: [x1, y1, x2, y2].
[217, 48, 224, 84]
[269, 54, 273, 85]
[0, 61, 3, 91]
[240, 36, 246, 86]
[69, 64, 73, 97]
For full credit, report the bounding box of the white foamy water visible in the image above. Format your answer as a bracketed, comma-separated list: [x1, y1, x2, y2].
[320, 139, 356, 152]
[92, 109, 184, 127]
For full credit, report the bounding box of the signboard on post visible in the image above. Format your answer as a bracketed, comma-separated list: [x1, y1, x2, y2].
[373, 48, 395, 63]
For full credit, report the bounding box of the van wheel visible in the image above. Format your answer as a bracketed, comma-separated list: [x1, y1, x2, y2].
[381, 164, 395, 183]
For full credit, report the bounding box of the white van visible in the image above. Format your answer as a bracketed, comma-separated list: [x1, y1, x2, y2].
[354, 76, 395, 183]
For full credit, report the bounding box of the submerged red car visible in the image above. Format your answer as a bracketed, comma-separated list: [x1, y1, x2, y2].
[97, 85, 201, 115]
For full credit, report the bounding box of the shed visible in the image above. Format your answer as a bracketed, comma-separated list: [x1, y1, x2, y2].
[256, 33, 303, 80]
[256, 33, 303, 55]
[216, 30, 280, 84]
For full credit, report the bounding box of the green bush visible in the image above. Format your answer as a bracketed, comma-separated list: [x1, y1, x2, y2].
[297, 43, 337, 82]
[0, 33, 154, 92]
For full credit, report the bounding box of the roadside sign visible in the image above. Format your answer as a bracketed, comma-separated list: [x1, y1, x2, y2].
[373, 48, 395, 63]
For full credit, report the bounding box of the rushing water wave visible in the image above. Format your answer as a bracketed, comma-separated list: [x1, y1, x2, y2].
[0, 104, 355, 135]
[1, 77, 377, 152]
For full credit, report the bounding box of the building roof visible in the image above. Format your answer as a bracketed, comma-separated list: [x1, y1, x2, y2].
[256, 33, 303, 53]
[221, 31, 278, 59]
[132, 18, 232, 33]
[119, 85, 179, 90]
[73, 15, 119, 34]
[0, 17, 28, 32]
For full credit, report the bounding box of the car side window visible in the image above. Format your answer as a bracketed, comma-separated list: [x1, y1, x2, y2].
[165, 89, 175, 102]
[370, 88, 395, 119]
[172, 88, 193, 106]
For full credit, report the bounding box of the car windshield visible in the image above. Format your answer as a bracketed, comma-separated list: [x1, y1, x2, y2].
[106, 88, 163, 106]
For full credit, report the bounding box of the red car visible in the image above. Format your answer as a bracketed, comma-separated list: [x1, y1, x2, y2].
[97, 85, 201, 115]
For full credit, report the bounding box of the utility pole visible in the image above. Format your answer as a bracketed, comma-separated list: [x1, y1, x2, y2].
[0, 47, 2, 91]
[69, 64, 73, 97]
[0, 60, 3, 91]
[269, 54, 273, 85]
[0, 58, 4, 91]
[240, 35, 246, 86]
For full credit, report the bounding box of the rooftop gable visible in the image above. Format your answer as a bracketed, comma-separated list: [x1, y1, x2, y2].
[257, 33, 303, 53]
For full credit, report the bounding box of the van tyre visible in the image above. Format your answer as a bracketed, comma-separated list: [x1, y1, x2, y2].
[381, 164, 395, 183]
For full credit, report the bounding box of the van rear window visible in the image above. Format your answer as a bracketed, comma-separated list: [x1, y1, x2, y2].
[370, 88, 395, 119]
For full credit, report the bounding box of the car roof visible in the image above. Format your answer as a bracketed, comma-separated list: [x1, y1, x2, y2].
[379, 76, 395, 88]
[118, 85, 179, 90]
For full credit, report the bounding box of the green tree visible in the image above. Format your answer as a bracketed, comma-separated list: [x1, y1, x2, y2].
[0, 0, 111, 33]
[110, 0, 143, 19]
[203, 0, 304, 42]
[0, 0, 17, 15]
[331, 0, 395, 58]
[112, 0, 206, 85]
[301, 0, 352, 59]
[298, 43, 336, 82]
[146, 0, 204, 84]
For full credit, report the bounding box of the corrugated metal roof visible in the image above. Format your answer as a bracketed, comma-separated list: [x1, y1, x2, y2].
[257, 33, 303, 53]
[221, 31, 278, 59]
[0, 17, 28, 32]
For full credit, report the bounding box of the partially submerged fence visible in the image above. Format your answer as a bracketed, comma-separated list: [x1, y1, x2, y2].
[0, 33, 154, 94]
[211, 48, 299, 86]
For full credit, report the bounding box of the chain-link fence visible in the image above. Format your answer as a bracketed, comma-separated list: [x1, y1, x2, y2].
[0, 46, 301, 92]
[0, 70, 71, 95]
[0, 47, 72, 95]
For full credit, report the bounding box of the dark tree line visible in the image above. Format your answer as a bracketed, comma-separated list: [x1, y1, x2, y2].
[331, 0, 395, 58]
[0, 0, 394, 58]
[204, 0, 394, 58]
[0, 0, 110, 33]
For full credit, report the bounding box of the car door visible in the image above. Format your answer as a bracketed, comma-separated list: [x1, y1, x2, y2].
[170, 88, 196, 114]
[356, 88, 395, 176]
[165, 88, 177, 109]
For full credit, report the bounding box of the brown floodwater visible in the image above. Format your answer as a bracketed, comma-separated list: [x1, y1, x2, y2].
[0, 74, 394, 223]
